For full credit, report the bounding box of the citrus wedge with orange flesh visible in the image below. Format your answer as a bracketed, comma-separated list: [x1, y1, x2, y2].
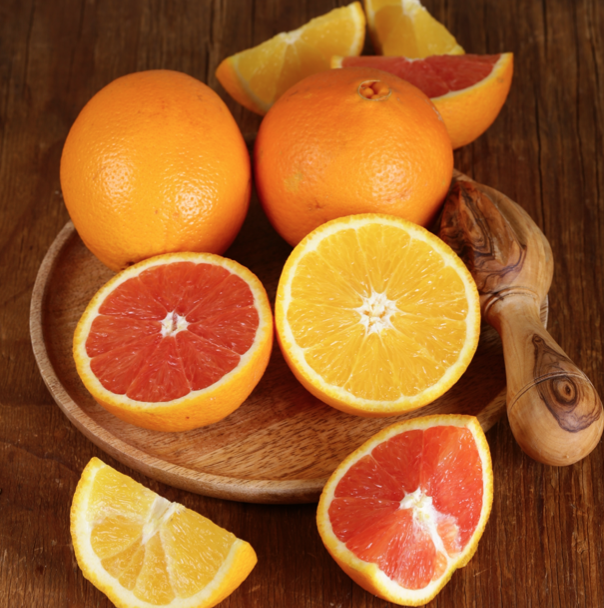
[275, 214, 481, 416]
[215, 2, 366, 115]
[71, 457, 257, 608]
[317, 415, 493, 606]
[364, 0, 464, 57]
[73, 252, 273, 432]
[332, 53, 514, 148]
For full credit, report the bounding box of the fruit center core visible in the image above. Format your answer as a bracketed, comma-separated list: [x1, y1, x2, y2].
[400, 487, 436, 522]
[141, 495, 180, 544]
[356, 291, 398, 334]
[358, 80, 391, 101]
[160, 311, 189, 338]
[399, 487, 453, 560]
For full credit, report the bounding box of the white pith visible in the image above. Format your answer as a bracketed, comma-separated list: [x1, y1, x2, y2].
[355, 290, 398, 335]
[160, 312, 189, 338]
[399, 488, 452, 563]
[141, 496, 179, 544]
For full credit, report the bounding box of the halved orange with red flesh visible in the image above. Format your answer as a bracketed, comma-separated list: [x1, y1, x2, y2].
[73, 252, 273, 432]
[332, 53, 514, 148]
[317, 415, 493, 606]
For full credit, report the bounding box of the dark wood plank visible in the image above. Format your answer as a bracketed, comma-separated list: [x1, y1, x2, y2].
[1, 0, 604, 606]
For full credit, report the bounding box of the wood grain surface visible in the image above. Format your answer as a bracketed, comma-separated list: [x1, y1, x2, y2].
[2, 0, 604, 607]
[439, 175, 603, 466]
[29, 214, 515, 504]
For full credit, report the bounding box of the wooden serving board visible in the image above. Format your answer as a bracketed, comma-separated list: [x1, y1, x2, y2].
[30, 193, 547, 504]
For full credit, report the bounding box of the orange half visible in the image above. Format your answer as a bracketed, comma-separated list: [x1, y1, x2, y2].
[73, 252, 273, 432]
[275, 214, 481, 416]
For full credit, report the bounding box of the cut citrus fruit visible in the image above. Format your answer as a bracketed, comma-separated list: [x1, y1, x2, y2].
[275, 214, 480, 416]
[73, 252, 273, 432]
[364, 0, 465, 57]
[332, 53, 514, 148]
[71, 457, 257, 608]
[215, 2, 366, 115]
[317, 415, 493, 606]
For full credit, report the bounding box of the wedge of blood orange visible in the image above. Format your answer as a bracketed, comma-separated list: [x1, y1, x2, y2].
[332, 53, 513, 149]
[73, 252, 273, 432]
[317, 415, 493, 606]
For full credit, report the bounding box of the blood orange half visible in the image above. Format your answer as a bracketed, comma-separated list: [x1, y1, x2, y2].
[332, 53, 513, 149]
[316, 415, 493, 606]
[73, 252, 273, 432]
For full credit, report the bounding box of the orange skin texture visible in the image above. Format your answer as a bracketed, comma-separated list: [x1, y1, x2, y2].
[254, 67, 453, 246]
[335, 53, 514, 149]
[431, 53, 514, 149]
[60, 70, 251, 272]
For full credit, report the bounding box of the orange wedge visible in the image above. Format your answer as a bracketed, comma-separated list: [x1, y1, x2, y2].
[364, 0, 464, 57]
[71, 457, 257, 608]
[317, 415, 493, 605]
[215, 2, 366, 114]
[332, 53, 514, 148]
[275, 214, 481, 417]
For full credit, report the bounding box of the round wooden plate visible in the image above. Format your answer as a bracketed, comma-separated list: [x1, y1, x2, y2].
[30, 193, 547, 504]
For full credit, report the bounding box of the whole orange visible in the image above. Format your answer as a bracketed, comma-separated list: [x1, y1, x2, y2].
[60, 70, 251, 272]
[254, 67, 453, 246]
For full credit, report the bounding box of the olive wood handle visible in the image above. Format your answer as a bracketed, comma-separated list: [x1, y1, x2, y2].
[487, 293, 604, 466]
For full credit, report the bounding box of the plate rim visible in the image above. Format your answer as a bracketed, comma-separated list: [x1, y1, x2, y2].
[30, 221, 546, 504]
[29, 222, 323, 504]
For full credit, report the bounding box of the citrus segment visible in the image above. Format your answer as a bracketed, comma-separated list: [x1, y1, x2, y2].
[254, 67, 453, 246]
[275, 215, 480, 416]
[60, 70, 251, 272]
[71, 457, 257, 608]
[215, 2, 366, 114]
[332, 53, 514, 148]
[73, 253, 273, 432]
[364, 0, 464, 57]
[317, 415, 493, 605]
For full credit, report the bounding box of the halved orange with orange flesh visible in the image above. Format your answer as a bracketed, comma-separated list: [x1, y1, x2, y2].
[275, 214, 480, 416]
[364, 0, 464, 57]
[332, 53, 514, 148]
[317, 415, 493, 606]
[71, 457, 257, 608]
[215, 2, 366, 115]
[73, 252, 273, 432]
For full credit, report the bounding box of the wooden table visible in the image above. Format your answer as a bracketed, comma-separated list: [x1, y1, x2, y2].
[2, 1, 603, 606]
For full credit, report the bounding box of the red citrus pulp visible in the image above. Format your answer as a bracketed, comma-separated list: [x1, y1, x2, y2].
[73, 253, 273, 432]
[332, 53, 514, 148]
[317, 415, 493, 605]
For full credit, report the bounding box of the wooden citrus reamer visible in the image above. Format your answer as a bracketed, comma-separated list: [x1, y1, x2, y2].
[438, 172, 603, 465]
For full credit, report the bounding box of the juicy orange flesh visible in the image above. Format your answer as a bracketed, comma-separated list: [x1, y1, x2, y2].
[87, 465, 236, 602]
[340, 54, 500, 98]
[329, 426, 483, 589]
[287, 224, 470, 400]
[85, 262, 258, 402]
[370, 0, 464, 58]
[232, 4, 364, 105]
